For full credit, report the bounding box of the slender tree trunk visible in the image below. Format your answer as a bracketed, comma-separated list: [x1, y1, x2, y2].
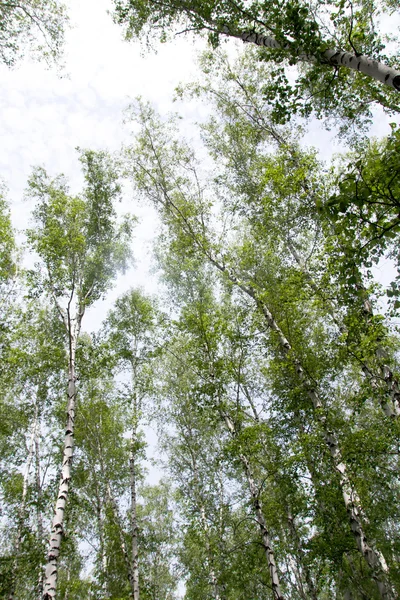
[35, 409, 45, 600]
[129, 394, 140, 600]
[221, 26, 400, 91]
[252, 298, 391, 597]
[134, 130, 392, 597]
[106, 483, 136, 598]
[8, 406, 36, 600]
[210, 258, 392, 596]
[241, 383, 318, 599]
[223, 415, 285, 600]
[43, 322, 80, 600]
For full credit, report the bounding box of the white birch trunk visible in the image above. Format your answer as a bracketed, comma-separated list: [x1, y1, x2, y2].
[129, 402, 140, 600]
[136, 133, 393, 597]
[253, 299, 392, 597]
[222, 26, 400, 91]
[43, 322, 80, 600]
[242, 384, 318, 599]
[211, 259, 392, 597]
[223, 415, 285, 600]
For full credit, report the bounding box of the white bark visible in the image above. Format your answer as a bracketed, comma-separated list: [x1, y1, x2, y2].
[43, 317, 81, 600]
[222, 26, 400, 91]
[242, 384, 318, 599]
[133, 127, 393, 597]
[212, 260, 392, 597]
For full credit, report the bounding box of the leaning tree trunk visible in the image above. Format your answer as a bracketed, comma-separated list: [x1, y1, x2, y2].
[241, 383, 319, 600]
[223, 414, 285, 600]
[43, 324, 80, 600]
[131, 123, 393, 598]
[221, 26, 400, 91]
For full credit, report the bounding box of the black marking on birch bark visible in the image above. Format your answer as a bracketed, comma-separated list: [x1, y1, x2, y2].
[330, 52, 340, 64]
[349, 56, 353, 62]
[48, 553, 59, 561]
[357, 61, 361, 70]
[393, 75, 400, 90]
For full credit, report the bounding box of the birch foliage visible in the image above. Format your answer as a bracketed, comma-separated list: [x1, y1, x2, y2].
[123, 99, 400, 597]
[0, 0, 68, 67]
[113, 0, 400, 135]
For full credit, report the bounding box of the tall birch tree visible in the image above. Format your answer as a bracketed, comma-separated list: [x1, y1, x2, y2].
[26, 149, 134, 599]
[103, 288, 161, 600]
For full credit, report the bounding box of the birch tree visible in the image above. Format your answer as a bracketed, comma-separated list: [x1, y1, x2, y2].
[26, 149, 134, 599]
[0, 297, 67, 598]
[103, 288, 161, 600]
[180, 48, 400, 420]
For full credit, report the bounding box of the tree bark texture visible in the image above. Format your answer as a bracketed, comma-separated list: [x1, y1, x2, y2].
[43, 335, 78, 599]
[222, 26, 400, 91]
[224, 415, 285, 600]
[210, 259, 392, 597]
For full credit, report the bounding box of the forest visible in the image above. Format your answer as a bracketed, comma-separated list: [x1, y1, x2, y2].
[0, 0, 400, 599]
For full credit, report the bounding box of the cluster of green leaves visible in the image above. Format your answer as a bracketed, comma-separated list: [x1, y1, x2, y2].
[0, 0, 68, 67]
